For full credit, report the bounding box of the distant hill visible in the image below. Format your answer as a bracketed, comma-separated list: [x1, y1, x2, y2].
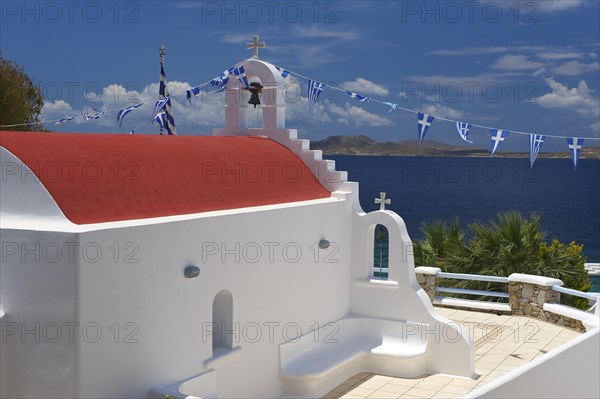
[311, 135, 600, 159]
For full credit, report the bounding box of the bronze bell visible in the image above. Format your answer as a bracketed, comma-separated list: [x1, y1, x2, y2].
[248, 92, 261, 108]
[245, 82, 263, 108]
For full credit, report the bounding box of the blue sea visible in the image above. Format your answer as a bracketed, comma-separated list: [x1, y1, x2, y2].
[330, 156, 600, 263]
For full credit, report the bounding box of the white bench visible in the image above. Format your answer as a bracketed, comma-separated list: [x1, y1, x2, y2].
[279, 317, 430, 398]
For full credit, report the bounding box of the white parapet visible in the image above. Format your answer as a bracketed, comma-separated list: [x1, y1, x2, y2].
[414, 266, 441, 275]
[508, 273, 564, 287]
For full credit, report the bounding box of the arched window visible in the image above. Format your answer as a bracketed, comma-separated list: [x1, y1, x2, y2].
[373, 224, 389, 279]
[212, 289, 233, 354]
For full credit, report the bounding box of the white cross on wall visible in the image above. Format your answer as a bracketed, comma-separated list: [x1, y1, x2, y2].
[375, 192, 391, 211]
[247, 35, 265, 59]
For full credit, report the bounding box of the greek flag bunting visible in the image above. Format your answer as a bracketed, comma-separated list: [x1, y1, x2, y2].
[456, 122, 473, 144]
[151, 97, 169, 120]
[383, 102, 398, 113]
[346, 91, 369, 102]
[234, 65, 249, 88]
[275, 65, 290, 78]
[417, 113, 435, 145]
[154, 112, 166, 131]
[82, 107, 105, 121]
[490, 129, 509, 157]
[117, 103, 143, 127]
[159, 59, 177, 135]
[529, 134, 545, 168]
[210, 68, 233, 93]
[308, 80, 326, 113]
[186, 86, 202, 106]
[567, 137, 584, 170]
[54, 116, 75, 127]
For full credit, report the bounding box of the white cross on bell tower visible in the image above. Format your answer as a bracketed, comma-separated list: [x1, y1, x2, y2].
[375, 192, 391, 211]
[246, 35, 265, 59]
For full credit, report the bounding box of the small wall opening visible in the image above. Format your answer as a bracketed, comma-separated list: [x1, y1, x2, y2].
[212, 289, 233, 354]
[373, 224, 389, 279]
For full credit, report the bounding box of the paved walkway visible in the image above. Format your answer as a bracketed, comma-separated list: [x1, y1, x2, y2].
[322, 307, 582, 398]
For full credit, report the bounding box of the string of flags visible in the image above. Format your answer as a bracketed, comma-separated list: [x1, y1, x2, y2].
[270, 64, 597, 170]
[2, 58, 598, 169]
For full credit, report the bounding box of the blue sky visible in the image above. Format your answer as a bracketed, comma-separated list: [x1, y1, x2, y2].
[1, 0, 599, 151]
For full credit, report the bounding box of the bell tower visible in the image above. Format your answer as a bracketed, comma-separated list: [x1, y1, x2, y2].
[213, 36, 348, 193]
[214, 58, 286, 135]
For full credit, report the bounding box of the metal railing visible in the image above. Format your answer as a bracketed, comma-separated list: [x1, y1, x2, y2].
[436, 272, 509, 302]
[552, 285, 600, 301]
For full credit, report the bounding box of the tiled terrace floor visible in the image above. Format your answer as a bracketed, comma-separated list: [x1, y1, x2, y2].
[322, 307, 582, 399]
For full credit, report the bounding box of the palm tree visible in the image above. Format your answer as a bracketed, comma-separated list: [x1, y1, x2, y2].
[414, 211, 590, 308]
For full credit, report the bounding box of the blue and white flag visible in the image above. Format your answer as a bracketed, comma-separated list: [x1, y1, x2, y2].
[210, 68, 234, 93]
[186, 86, 202, 106]
[154, 111, 166, 131]
[151, 97, 169, 120]
[275, 65, 290, 78]
[456, 122, 473, 144]
[159, 57, 177, 135]
[567, 137, 584, 170]
[234, 65, 249, 88]
[417, 113, 435, 145]
[54, 116, 75, 127]
[308, 80, 326, 113]
[490, 129, 509, 157]
[117, 103, 142, 127]
[346, 91, 369, 102]
[529, 134, 545, 168]
[82, 107, 105, 121]
[383, 102, 398, 113]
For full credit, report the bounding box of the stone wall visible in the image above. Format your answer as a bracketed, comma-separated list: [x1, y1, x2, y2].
[508, 274, 586, 332]
[414, 267, 439, 302]
[414, 268, 589, 332]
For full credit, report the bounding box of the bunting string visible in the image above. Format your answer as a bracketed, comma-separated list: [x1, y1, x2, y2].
[2, 59, 599, 151]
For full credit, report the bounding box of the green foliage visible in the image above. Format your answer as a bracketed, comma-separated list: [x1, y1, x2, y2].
[0, 54, 45, 131]
[414, 211, 591, 308]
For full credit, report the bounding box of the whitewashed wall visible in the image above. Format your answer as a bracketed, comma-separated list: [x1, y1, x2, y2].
[467, 328, 600, 398]
[1, 197, 352, 398]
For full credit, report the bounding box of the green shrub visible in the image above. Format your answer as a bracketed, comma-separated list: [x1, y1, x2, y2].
[413, 211, 591, 309]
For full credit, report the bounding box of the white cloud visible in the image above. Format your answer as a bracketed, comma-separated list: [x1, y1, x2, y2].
[537, 52, 583, 60]
[535, 78, 599, 117]
[429, 45, 548, 56]
[480, 0, 587, 13]
[341, 78, 389, 96]
[552, 60, 600, 76]
[328, 103, 393, 127]
[41, 100, 75, 119]
[492, 54, 546, 71]
[591, 121, 600, 132]
[268, 43, 340, 68]
[41, 77, 397, 132]
[289, 25, 358, 40]
[41, 81, 228, 133]
[420, 104, 465, 120]
[536, 0, 586, 12]
[220, 33, 256, 44]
